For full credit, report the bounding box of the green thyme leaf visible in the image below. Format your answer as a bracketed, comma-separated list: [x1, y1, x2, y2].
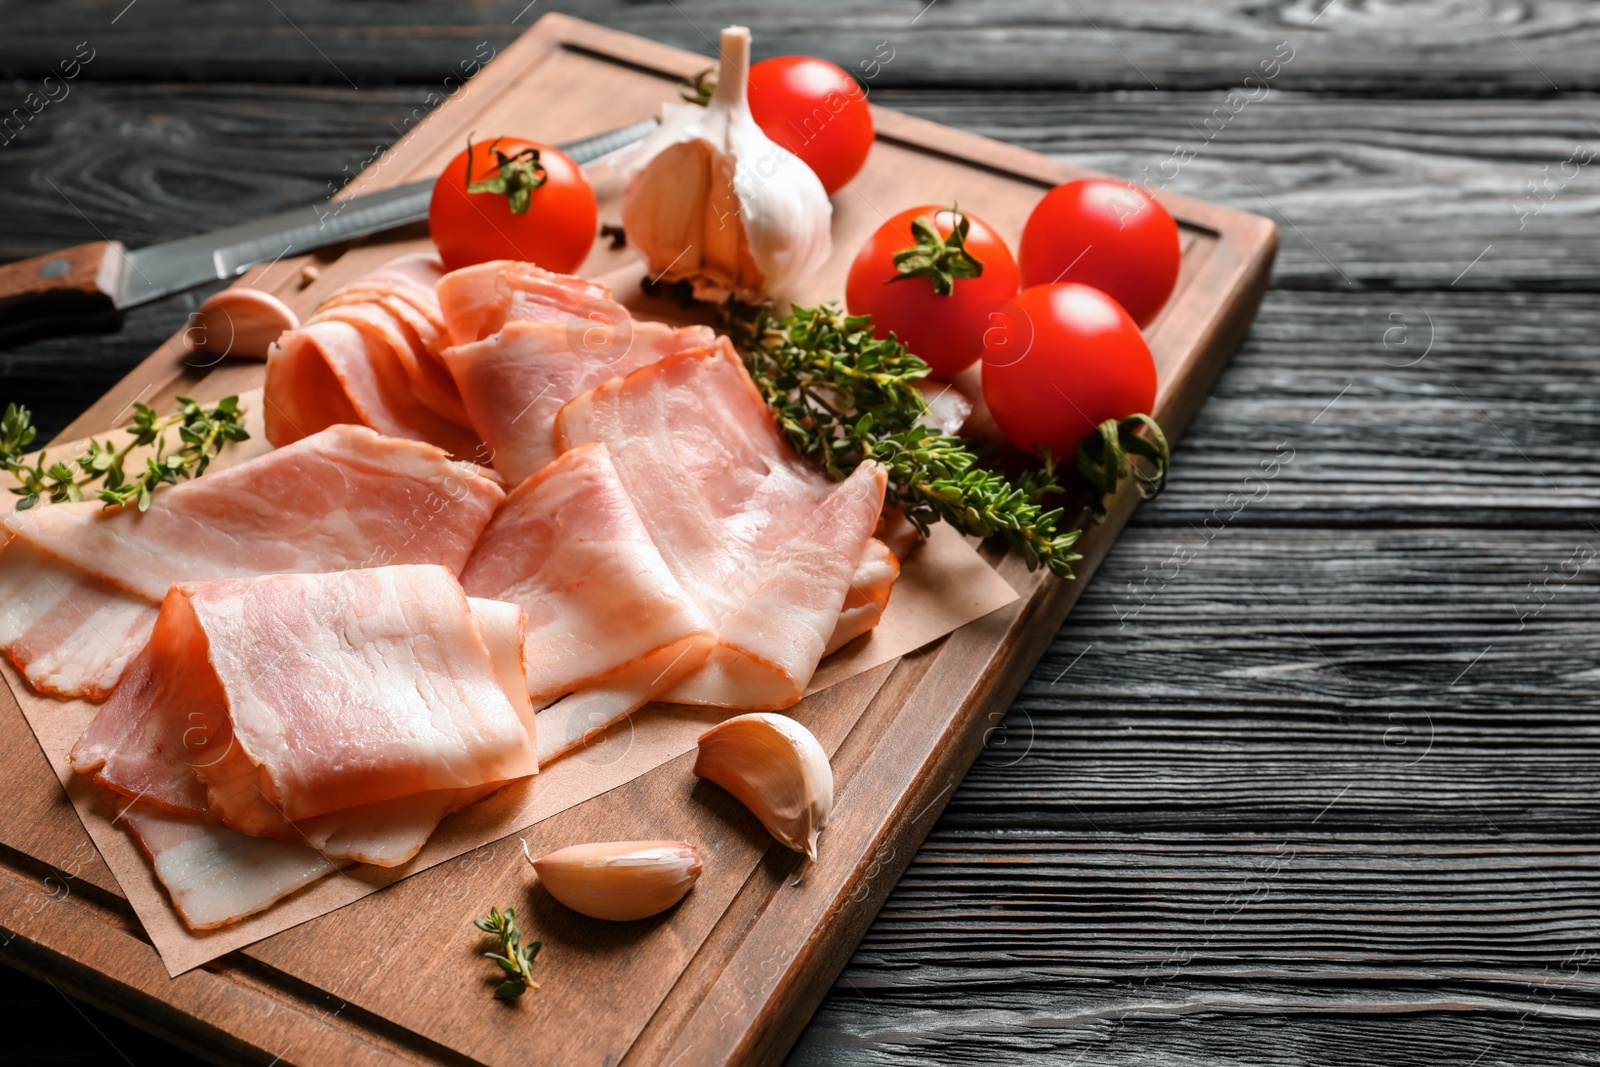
[474, 906, 541, 999]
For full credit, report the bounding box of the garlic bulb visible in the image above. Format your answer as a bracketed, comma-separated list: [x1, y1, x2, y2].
[530, 840, 702, 921]
[621, 25, 832, 301]
[694, 712, 834, 860]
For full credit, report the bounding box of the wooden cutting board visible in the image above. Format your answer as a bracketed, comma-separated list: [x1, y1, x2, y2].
[0, 14, 1275, 1066]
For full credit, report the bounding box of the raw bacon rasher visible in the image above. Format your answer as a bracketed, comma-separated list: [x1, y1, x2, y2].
[461, 441, 715, 705]
[18, 256, 911, 933]
[0, 424, 503, 699]
[558, 338, 887, 706]
[120, 803, 343, 931]
[437, 261, 714, 484]
[71, 566, 537, 927]
[265, 254, 483, 458]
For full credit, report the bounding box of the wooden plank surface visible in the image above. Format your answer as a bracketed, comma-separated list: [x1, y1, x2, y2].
[4, 0, 1599, 93]
[2, 1, 1596, 1065]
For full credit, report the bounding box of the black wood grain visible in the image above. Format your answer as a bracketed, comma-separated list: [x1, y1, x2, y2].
[2, 0, 1598, 93]
[793, 981, 1600, 1066]
[1150, 290, 1600, 527]
[964, 527, 1600, 833]
[1, 2, 1597, 1066]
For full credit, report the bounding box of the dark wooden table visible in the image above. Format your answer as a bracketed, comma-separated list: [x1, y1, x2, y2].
[3, 2, 1598, 1063]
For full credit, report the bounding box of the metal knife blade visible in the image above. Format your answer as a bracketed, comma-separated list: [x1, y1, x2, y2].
[116, 118, 658, 310]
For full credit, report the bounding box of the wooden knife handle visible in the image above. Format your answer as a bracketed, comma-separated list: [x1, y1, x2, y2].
[0, 241, 128, 346]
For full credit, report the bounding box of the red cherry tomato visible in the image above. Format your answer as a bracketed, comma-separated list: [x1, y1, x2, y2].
[1018, 179, 1181, 328]
[980, 282, 1157, 457]
[845, 205, 1020, 378]
[429, 137, 597, 273]
[748, 56, 874, 194]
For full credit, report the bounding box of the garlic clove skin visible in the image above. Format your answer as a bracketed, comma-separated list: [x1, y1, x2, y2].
[187, 287, 299, 360]
[694, 712, 833, 860]
[530, 840, 702, 921]
[621, 25, 832, 302]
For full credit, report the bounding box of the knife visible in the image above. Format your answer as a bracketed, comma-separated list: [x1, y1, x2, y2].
[0, 118, 658, 346]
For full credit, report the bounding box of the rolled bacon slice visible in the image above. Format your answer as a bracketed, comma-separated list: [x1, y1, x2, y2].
[73, 566, 536, 853]
[556, 339, 889, 712]
[0, 424, 503, 699]
[461, 442, 715, 704]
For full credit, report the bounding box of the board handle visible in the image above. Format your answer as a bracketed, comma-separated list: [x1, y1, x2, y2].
[0, 241, 128, 347]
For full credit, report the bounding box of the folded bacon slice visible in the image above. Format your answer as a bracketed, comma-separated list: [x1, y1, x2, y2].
[307, 302, 470, 431]
[69, 595, 215, 817]
[294, 782, 504, 868]
[323, 253, 451, 346]
[265, 319, 482, 458]
[528, 545, 896, 759]
[73, 567, 536, 884]
[828, 536, 900, 657]
[533, 504, 893, 764]
[436, 259, 614, 347]
[314, 254, 473, 426]
[557, 340, 889, 711]
[444, 320, 716, 486]
[0, 424, 503, 699]
[437, 263, 715, 485]
[661, 461, 885, 707]
[265, 255, 482, 457]
[461, 442, 714, 703]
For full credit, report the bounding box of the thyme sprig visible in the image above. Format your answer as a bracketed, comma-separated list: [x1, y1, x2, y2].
[1, 396, 249, 512]
[726, 300, 1172, 578]
[729, 301, 1093, 576]
[474, 906, 541, 1000]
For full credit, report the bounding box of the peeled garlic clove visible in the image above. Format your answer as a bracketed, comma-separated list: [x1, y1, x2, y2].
[530, 840, 702, 921]
[694, 713, 833, 860]
[620, 24, 832, 302]
[187, 287, 299, 360]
